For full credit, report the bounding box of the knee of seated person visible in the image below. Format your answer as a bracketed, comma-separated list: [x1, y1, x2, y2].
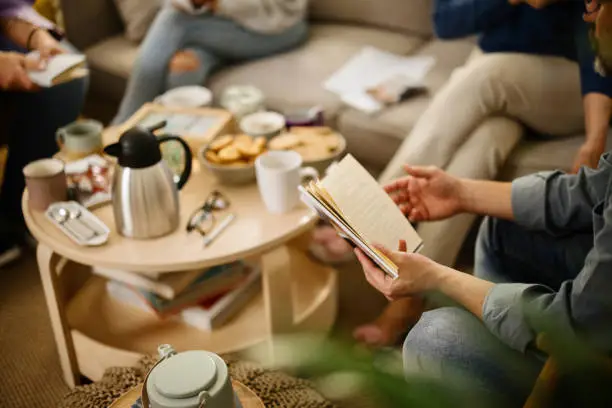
[459, 54, 517, 95]
[476, 216, 514, 254]
[169, 50, 201, 74]
[403, 307, 466, 363]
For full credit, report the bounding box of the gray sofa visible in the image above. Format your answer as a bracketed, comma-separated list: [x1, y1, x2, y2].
[60, 0, 610, 179]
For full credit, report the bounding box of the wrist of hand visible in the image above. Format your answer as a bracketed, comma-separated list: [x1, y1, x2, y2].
[583, 136, 606, 151]
[427, 264, 453, 292]
[28, 28, 46, 50]
[456, 178, 472, 214]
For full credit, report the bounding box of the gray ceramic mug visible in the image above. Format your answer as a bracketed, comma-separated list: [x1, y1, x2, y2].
[56, 119, 103, 159]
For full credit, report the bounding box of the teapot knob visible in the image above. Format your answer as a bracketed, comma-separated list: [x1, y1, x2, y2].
[157, 344, 177, 360]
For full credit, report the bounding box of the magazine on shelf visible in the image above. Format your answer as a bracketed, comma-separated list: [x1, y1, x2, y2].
[106, 263, 261, 330]
[299, 154, 422, 279]
[93, 262, 242, 300]
[134, 262, 251, 315]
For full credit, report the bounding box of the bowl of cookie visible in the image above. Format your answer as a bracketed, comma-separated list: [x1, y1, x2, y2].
[268, 127, 346, 174]
[200, 126, 345, 185]
[200, 134, 265, 185]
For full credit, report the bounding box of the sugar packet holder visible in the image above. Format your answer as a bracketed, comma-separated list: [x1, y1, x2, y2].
[46, 201, 110, 246]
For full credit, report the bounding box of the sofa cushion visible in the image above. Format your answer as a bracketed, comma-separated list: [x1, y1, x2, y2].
[208, 24, 425, 121]
[336, 39, 476, 168]
[113, 0, 161, 42]
[84, 35, 140, 101]
[309, 0, 433, 37]
[500, 133, 612, 179]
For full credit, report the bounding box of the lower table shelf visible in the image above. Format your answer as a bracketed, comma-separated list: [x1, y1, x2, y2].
[64, 247, 338, 381]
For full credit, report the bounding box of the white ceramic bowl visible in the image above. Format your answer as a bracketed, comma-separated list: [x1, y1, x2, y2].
[156, 86, 213, 108]
[239, 111, 286, 138]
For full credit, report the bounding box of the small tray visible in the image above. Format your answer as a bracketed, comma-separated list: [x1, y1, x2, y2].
[45, 201, 110, 246]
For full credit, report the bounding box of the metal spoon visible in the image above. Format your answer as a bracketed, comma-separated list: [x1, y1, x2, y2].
[66, 207, 99, 237]
[51, 208, 94, 241]
[50, 208, 87, 241]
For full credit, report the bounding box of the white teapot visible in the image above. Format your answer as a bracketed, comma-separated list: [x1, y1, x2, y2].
[142, 344, 241, 408]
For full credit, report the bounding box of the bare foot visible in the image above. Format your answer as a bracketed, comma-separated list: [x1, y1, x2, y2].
[309, 225, 354, 264]
[353, 298, 424, 347]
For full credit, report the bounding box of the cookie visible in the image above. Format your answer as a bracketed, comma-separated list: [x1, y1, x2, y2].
[290, 126, 332, 135]
[269, 133, 301, 150]
[320, 135, 341, 151]
[218, 146, 241, 162]
[254, 136, 267, 149]
[209, 135, 234, 152]
[205, 150, 221, 164]
[234, 134, 253, 145]
[293, 144, 330, 161]
[236, 143, 263, 158]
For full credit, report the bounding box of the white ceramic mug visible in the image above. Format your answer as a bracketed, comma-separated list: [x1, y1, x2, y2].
[255, 151, 319, 214]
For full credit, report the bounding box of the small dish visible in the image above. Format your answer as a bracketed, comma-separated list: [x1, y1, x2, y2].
[156, 86, 213, 108]
[239, 111, 286, 138]
[46, 201, 110, 246]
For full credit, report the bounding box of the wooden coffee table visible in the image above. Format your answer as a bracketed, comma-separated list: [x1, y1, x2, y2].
[23, 129, 338, 388]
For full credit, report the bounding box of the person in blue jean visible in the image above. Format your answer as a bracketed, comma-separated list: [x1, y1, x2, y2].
[353, 1, 612, 405]
[0, 0, 87, 267]
[113, 0, 308, 124]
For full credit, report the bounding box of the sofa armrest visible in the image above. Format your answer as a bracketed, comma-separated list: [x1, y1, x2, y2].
[59, 0, 124, 51]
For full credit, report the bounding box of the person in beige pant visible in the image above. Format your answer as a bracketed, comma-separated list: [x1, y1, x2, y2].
[379, 49, 584, 268]
[347, 50, 589, 346]
[311, 0, 612, 346]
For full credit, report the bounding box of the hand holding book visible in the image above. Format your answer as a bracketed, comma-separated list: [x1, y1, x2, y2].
[354, 241, 445, 301]
[300, 154, 423, 279]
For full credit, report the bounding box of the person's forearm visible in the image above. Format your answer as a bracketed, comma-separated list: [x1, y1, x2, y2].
[583, 92, 611, 149]
[0, 17, 37, 49]
[433, 266, 495, 319]
[458, 179, 515, 220]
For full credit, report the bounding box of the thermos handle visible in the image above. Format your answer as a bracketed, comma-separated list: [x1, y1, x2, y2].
[56, 128, 66, 148]
[157, 135, 193, 190]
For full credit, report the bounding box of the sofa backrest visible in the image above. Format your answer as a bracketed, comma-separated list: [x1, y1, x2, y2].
[309, 0, 433, 38]
[60, 0, 124, 51]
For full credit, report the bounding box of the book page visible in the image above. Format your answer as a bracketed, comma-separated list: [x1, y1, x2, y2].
[320, 154, 421, 253]
[27, 53, 86, 87]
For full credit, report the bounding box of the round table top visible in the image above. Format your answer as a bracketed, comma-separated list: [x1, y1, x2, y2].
[23, 129, 316, 274]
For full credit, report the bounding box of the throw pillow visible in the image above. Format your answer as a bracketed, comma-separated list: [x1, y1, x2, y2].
[113, 0, 162, 42]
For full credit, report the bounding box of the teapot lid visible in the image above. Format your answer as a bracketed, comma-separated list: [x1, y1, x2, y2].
[151, 351, 218, 399]
[105, 126, 162, 169]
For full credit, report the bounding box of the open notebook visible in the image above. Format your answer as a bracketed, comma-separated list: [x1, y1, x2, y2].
[27, 53, 88, 87]
[299, 154, 422, 279]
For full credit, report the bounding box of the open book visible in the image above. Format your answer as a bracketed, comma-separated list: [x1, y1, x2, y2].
[27, 53, 88, 87]
[299, 154, 422, 279]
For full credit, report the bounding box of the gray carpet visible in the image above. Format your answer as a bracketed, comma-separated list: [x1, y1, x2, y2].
[0, 250, 388, 407]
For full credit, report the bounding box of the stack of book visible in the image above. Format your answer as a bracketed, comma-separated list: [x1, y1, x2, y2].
[99, 261, 261, 331]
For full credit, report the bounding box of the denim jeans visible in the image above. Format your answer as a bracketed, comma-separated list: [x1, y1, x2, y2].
[113, 8, 308, 124]
[0, 39, 87, 240]
[403, 217, 593, 406]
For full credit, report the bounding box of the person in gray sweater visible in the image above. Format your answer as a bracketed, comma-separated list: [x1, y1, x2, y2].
[113, 0, 308, 124]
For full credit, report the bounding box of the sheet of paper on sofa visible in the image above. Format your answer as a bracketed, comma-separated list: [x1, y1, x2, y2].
[324, 46, 435, 95]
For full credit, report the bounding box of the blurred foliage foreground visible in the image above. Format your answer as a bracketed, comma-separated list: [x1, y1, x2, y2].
[252, 323, 612, 408]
